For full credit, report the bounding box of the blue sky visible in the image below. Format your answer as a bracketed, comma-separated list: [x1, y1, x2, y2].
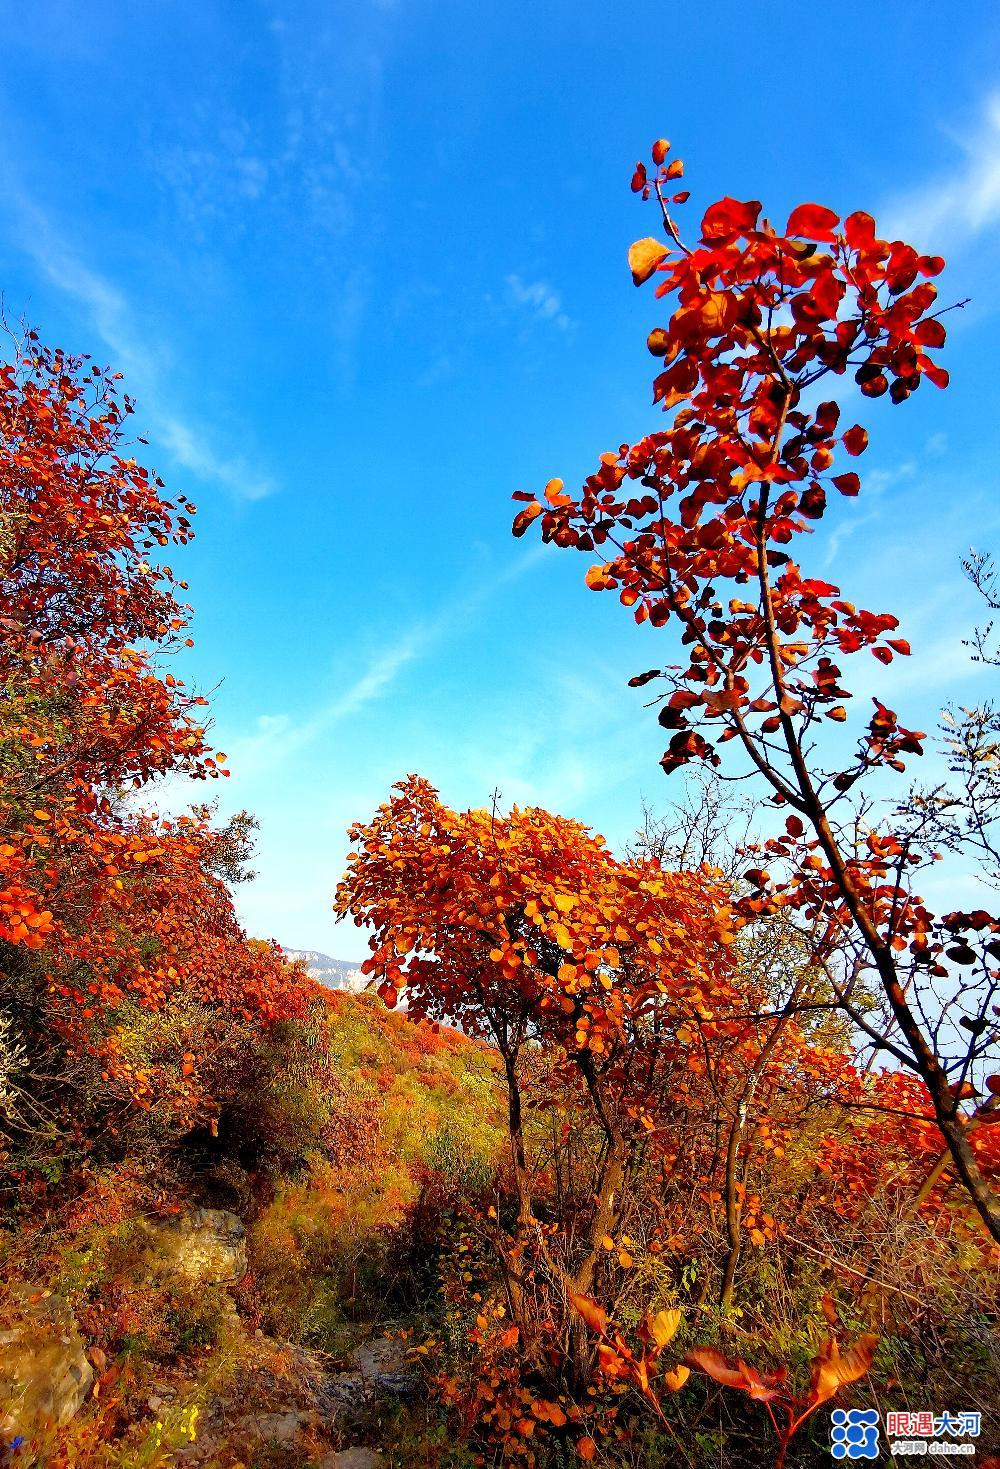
[3, 1, 1000, 954]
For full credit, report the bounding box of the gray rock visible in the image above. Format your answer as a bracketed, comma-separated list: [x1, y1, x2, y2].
[146, 1207, 247, 1284]
[240, 1408, 311, 1444]
[319, 1334, 419, 1413]
[0, 1286, 94, 1437]
[349, 1335, 419, 1397]
[318, 1450, 384, 1469]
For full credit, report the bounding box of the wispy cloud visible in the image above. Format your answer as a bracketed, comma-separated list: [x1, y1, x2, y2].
[228, 543, 549, 777]
[822, 460, 914, 568]
[884, 93, 1000, 249]
[505, 274, 573, 331]
[5, 191, 275, 500]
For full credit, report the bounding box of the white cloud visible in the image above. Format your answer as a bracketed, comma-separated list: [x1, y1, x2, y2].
[505, 273, 573, 331]
[883, 93, 1000, 249]
[5, 190, 275, 501]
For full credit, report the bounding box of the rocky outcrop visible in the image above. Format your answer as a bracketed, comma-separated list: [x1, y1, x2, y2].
[144, 1206, 247, 1283]
[341, 1334, 419, 1402]
[0, 1286, 94, 1439]
[174, 1331, 413, 1466]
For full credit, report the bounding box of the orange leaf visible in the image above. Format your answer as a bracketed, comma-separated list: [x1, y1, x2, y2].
[647, 327, 676, 359]
[513, 502, 543, 537]
[685, 1347, 785, 1401]
[570, 1292, 608, 1337]
[807, 1335, 878, 1409]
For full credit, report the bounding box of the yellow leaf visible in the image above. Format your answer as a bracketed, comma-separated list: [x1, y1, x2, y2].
[628, 237, 669, 286]
[649, 1308, 682, 1348]
[663, 1364, 690, 1392]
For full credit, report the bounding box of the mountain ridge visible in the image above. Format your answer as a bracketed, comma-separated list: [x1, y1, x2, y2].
[283, 948, 371, 993]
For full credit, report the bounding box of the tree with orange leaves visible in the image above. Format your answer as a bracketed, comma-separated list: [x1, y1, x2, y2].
[0, 329, 301, 1147]
[334, 778, 936, 1462]
[336, 777, 747, 1439]
[335, 775, 736, 1236]
[513, 138, 1000, 1244]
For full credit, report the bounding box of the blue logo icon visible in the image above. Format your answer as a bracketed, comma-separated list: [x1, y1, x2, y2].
[831, 1408, 880, 1460]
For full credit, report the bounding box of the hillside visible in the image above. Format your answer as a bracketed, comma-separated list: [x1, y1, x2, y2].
[0, 981, 506, 1467]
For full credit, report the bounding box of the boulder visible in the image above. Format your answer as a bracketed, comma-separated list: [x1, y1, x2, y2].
[0, 1286, 94, 1439]
[147, 1207, 247, 1284]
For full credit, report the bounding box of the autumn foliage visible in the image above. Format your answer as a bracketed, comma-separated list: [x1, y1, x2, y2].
[3, 140, 1000, 1469]
[338, 141, 1000, 1462]
[0, 335, 301, 1151]
[513, 139, 1000, 1251]
[334, 773, 999, 1462]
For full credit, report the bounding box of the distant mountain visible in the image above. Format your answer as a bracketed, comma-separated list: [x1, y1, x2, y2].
[283, 948, 371, 993]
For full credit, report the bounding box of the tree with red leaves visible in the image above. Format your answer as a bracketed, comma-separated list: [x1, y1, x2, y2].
[0, 329, 300, 1141]
[513, 140, 1000, 1242]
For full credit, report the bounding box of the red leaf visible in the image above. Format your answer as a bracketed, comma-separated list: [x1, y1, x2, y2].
[842, 426, 868, 457]
[512, 502, 543, 537]
[918, 254, 945, 277]
[786, 203, 840, 242]
[921, 359, 950, 389]
[844, 211, 876, 249]
[915, 319, 946, 348]
[832, 473, 860, 497]
[701, 197, 762, 243]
